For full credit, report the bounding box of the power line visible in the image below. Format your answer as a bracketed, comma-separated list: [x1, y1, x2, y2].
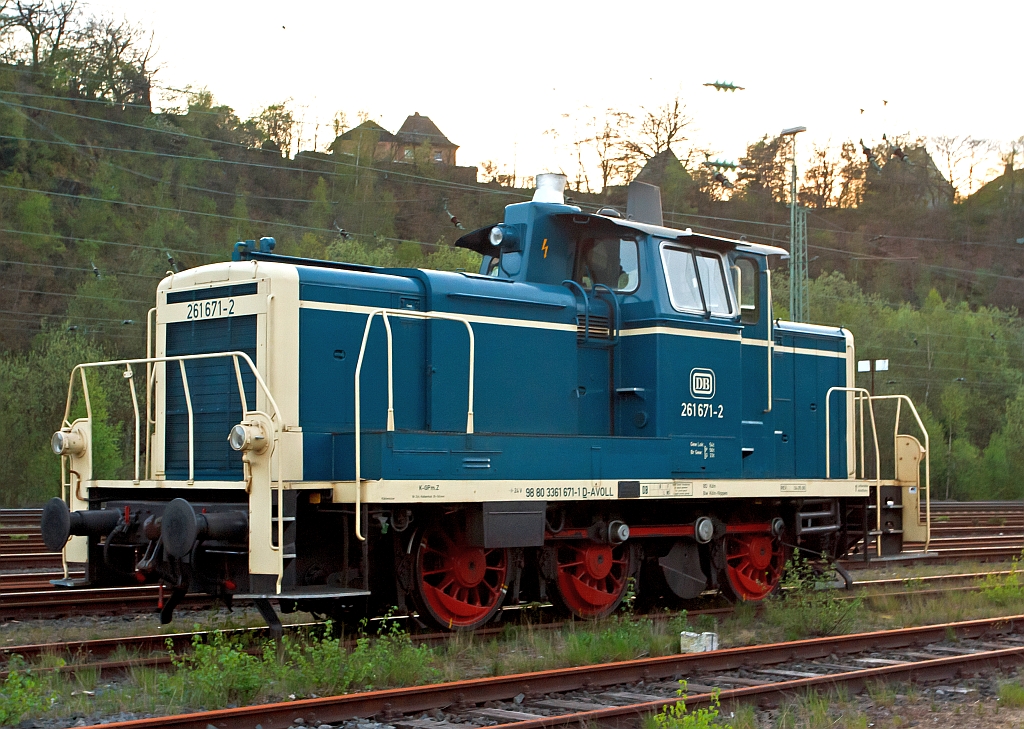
[0, 320, 141, 340]
[1, 286, 150, 305]
[0, 87, 227, 116]
[0, 97, 526, 199]
[0, 182, 338, 236]
[685, 215, 1024, 288]
[664, 208, 1020, 251]
[0, 307, 143, 323]
[0, 259, 163, 280]
[0, 197, 465, 254]
[0, 227, 219, 258]
[0, 132, 434, 208]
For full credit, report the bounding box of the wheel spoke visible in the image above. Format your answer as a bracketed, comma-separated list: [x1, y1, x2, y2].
[416, 520, 508, 630]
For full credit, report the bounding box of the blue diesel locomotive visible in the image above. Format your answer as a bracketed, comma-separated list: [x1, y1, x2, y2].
[42, 174, 932, 630]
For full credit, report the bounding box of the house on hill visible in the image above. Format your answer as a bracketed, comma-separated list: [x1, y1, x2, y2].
[634, 149, 685, 187]
[395, 112, 458, 165]
[330, 113, 458, 165]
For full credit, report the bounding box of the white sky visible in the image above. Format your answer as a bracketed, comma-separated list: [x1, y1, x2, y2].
[89, 0, 1023, 190]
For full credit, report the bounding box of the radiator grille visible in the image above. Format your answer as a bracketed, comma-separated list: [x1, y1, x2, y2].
[164, 316, 257, 480]
[576, 314, 612, 342]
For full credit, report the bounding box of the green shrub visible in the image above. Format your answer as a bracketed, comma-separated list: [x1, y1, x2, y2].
[981, 553, 1024, 606]
[0, 669, 56, 725]
[646, 683, 724, 729]
[168, 632, 267, 707]
[765, 553, 863, 640]
[998, 681, 1024, 708]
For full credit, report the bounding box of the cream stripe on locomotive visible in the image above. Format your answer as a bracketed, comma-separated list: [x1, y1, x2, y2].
[300, 300, 846, 357]
[315, 477, 875, 504]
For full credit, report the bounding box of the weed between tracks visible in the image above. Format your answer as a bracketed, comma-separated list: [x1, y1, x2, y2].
[7, 563, 1024, 726]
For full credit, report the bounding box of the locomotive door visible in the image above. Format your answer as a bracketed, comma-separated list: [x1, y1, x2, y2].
[735, 258, 774, 478]
[574, 295, 616, 435]
[570, 236, 639, 436]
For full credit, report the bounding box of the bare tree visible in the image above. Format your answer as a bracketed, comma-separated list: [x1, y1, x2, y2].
[4, 0, 77, 70]
[585, 109, 633, 192]
[836, 141, 865, 208]
[1000, 136, 1024, 198]
[331, 110, 348, 137]
[931, 135, 991, 201]
[65, 15, 155, 107]
[803, 143, 842, 208]
[252, 100, 296, 156]
[737, 135, 789, 202]
[622, 96, 692, 161]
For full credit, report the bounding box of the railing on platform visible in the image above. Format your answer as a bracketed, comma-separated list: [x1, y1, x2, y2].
[353, 308, 477, 541]
[825, 387, 931, 554]
[59, 351, 286, 583]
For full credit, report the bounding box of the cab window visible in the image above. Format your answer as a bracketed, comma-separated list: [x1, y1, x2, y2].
[661, 244, 734, 316]
[573, 237, 639, 293]
[734, 257, 759, 324]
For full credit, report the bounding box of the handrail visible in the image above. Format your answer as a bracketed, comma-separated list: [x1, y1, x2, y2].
[825, 387, 882, 553]
[764, 270, 773, 414]
[60, 350, 287, 590]
[144, 307, 156, 480]
[592, 283, 621, 344]
[825, 387, 881, 482]
[62, 351, 284, 483]
[353, 308, 476, 541]
[178, 361, 195, 484]
[825, 388, 933, 555]
[125, 364, 141, 484]
[867, 394, 932, 552]
[561, 279, 590, 341]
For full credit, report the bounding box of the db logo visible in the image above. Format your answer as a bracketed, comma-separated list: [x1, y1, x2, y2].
[690, 368, 716, 399]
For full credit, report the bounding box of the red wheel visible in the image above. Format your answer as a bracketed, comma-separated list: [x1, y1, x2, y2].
[551, 542, 632, 619]
[721, 533, 785, 601]
[414, 519, 508, 630]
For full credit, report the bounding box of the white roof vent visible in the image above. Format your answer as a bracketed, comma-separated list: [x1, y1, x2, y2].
[533, 173, 567, 204]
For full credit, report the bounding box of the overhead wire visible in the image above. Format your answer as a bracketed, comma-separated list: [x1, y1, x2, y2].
[670, 217, 1022, 288]
[0, 97, 527, 199]
[1, 286, 150, 305]
[0, 227, 219, 257]
[0, 258, 163, 279]
[0, 307, 144, 323]
[0, 133, 433, 207]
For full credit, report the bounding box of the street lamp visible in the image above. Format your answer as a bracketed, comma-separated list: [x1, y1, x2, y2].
[781, 126, 807, 323]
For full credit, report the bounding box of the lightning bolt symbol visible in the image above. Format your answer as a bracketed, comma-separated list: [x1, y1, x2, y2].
[542, 238, 549, 258]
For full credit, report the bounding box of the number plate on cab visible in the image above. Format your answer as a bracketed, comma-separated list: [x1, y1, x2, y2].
[159, 292, 266, 324]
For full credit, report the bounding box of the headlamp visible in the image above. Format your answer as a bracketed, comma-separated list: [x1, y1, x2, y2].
[51, 428, 86, 457]
[227, 422, 268, 454]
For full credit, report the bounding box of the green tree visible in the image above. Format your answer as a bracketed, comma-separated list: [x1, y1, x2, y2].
[0, 327, 126, 505]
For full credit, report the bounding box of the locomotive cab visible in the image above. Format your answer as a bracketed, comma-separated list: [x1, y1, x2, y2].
[43, 173, 932, 630]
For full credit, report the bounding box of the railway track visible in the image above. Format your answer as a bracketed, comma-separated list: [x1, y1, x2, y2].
[0, 565, 1012, 622]
[3, 501, 1023, 620]
[55, 613, 1024, 729]
[0, 572, 1009, 681]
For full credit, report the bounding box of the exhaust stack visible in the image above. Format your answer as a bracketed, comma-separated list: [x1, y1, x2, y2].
[533, 173, 567, 204]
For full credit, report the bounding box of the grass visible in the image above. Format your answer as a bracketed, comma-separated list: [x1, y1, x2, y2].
[999, 681, 1024, 708]
[763, 554, 865, 640]
[7, 557, 1024, 726]
[644, 683, 725, 729]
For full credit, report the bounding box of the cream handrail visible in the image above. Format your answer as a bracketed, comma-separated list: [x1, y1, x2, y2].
[61, 351, 287, 589]
[125, 364, 141, 484]
[62, 351, 284, 486]
[177, 360, 195, 484]
[866, 394, 932, 552]
[353, 308, 476, 541]
[825, 386, 882, 554]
